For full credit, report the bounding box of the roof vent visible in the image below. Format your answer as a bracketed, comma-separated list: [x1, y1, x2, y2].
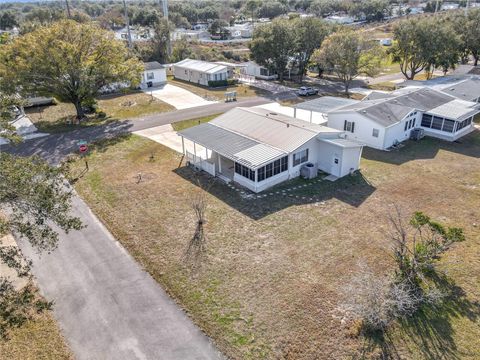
[287, 123, 290, 128]
[450, 88, 455, 91]
[362, 110, 367, 113]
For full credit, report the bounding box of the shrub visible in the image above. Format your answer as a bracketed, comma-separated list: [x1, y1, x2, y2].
[207, 79, 237, 88]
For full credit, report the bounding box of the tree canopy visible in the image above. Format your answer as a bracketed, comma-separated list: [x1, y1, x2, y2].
[0, 20, 143, 119]
[314, 29, 382, 93]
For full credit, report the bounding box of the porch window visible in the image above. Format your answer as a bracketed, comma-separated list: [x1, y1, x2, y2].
[372, 128, 379, 137]
[421, 114, 432, 127]
[146, 72, 155, 80]
[235, 163, 255, 181]
[293, 149, 309, 167]
[431, 116, 443, 130]
[442, 119, 455, 133]
[456, 117, 472, 132]
[256, 156, 288, 183]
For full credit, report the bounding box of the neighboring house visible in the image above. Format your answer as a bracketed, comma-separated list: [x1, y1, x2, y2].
[173, 59, 229, 86]
[178, 107, 364, 193]
[293, 96, 361, 125]
[241, 61, 278, 80]
[214, 61, 247, 79]
[398, 75, 480, 103]
[327, 88, 480, 150]
[141, 62, 167, 88]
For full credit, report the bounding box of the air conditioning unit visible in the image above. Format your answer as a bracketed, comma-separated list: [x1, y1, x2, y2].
[410, 128, 425, 141]
[300, 163, 318, 179]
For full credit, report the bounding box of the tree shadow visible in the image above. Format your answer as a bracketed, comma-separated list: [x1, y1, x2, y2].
[362, 129, 480, 166]
[173, 166, 376, 220]
[358, 272, 480, 360]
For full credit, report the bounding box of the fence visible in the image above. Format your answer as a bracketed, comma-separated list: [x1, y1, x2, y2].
[186, 150, 216, 176]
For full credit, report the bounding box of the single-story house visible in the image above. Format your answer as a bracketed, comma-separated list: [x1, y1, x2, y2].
[141, 62, 167, 88]
[241, 61, 278, 80]
[293, 96, 360, 125]
[327, 87, 480, 150]
[178, 107, 364, 193]
[173, 59, 229, 86]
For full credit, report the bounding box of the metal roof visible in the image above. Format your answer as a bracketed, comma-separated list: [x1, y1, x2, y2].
[331, 88, 458, 127]
[178, 107, 344, 168]
[438, 78, 480, 102]
[178, 123, 285, 169]
[319, 138, 364, 148]
[294, 96, 360, 113]
[211, 107, 341, 153]
[144, 61, 165, 70]
[174, 59, 227, 74]
[426, 99, 480, 121]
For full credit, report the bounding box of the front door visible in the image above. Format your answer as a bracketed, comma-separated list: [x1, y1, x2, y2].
[331, 154, 340, 177]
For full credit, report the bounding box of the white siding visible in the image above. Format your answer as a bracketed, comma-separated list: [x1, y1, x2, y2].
[141, 68, 167, 87]
[173, 66, 228, 86]
[328, 112, 386, 149]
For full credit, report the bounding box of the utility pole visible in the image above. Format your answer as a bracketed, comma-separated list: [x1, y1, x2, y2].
[160, 0, 171, 57]
[434, 0, 440, 13]
[65, 0, 72, 18]
[465, 0, 470, 15]
[123, 0, 132, 49]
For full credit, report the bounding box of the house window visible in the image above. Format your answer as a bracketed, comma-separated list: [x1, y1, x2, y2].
[184, 70, 187, 75]
[260, 68, 269, 76]
[293, 149, 309, 167]
[147, 72, 155, 80]
[256, 156, 288, 183]
[344, 120, 355, 133]
[372, 128, 379, 137]
[235, 163, 255, 181]
[421, 114, 433, 128]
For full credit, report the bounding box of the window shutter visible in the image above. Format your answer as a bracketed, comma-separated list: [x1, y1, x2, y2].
[351, 122, 355, 133]
[344, 120, 347, 131]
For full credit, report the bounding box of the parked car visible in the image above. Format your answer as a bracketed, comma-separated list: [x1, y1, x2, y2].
[297, 86, 318, 96]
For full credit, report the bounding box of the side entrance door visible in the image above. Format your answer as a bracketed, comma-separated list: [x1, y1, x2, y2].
[331, 154, 341, 177]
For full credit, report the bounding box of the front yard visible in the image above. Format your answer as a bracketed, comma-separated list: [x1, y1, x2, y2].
[71, 132, 480, 359]
[25, 92, 175, 133]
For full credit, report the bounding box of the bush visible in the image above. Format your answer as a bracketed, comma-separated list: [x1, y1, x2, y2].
[207, 79, 237, 88]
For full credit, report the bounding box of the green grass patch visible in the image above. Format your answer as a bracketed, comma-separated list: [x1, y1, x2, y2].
[172, 114, 221, 132]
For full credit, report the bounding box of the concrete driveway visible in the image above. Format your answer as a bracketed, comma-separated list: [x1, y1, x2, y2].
[145, 84, 217, 110]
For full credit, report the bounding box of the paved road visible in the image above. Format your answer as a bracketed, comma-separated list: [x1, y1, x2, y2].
[18, 192, 224, 360]
[1, 95, 272, 164]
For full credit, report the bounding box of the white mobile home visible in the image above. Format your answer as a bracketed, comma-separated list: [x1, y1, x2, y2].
[178, 107, 363, 193]
[140, 62, 167, 88]
[241, 61, 277, 80]
[327, 88, 480, 150]
[173, 59, 229, 86]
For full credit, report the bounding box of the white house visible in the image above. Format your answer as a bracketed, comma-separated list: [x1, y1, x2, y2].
[327, 88, 480, 150]
[178, 107, 364, 193]
[293, 96, 361, 125]
[141, 62, 167, 88]
[241, 61, 278, 80]
[173, 59, 229, 86]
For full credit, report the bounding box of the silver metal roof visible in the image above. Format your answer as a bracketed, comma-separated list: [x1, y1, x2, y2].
[178, 107, 344, 169]
[174, 59, 227, 74]
[319, 138, 364, 148]
[427, 99, 480, 121]
[178, 123, 285, 169]
[211, 107, 341, 153]
[294, 96, 360, 113]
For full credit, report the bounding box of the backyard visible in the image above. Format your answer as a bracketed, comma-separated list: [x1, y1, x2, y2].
[70, 131, 480, 359]
[25, 92, 175, 133]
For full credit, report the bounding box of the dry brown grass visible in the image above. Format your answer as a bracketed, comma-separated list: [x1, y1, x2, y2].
[72, 131, 480, 359]
[0, 312, 72, 360]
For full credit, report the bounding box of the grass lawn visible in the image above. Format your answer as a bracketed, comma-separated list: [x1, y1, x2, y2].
[71, 131, 480, 359]
[171, 114, 221, 132]
[25, 92, 174, 133]
[168, 77, 269, 100]
[0, 312, 72, 360]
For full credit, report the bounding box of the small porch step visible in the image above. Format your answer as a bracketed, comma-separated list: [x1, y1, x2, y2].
[324, 174, 339, 182]
[217, 174, 232, 184]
